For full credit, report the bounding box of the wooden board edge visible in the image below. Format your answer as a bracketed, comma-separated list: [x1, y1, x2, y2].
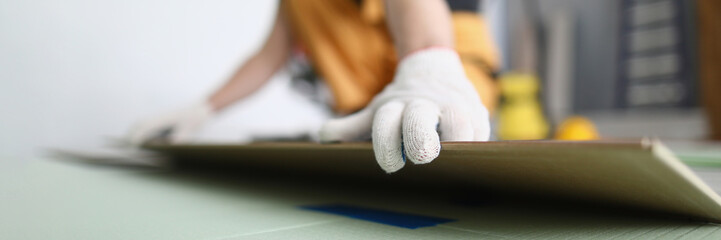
[652, 139, 721, 223]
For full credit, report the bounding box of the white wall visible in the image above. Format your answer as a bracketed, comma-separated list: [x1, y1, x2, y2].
[0, 1, 282, 159]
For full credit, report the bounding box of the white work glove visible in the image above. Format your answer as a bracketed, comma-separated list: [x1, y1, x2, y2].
[320, 48, 491, 173]
[127, 101, 214, 145]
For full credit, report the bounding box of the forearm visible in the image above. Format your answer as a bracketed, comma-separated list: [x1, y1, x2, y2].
[207, 12, 291, 112]
[384, 0, 454, 57]
[207, 51, 288, 111]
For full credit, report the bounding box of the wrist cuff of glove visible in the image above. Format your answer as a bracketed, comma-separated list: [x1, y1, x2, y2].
[402, 46, 456, 60]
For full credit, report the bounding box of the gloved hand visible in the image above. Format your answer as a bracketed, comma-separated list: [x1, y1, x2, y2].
[127, 101, 214, 145]
[320, 48, 490, 173]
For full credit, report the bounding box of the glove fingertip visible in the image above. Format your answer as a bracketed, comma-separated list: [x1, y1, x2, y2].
[407, 140, 441, 165]
[381, 162, 404, 173]
[376, 149, 405, 173]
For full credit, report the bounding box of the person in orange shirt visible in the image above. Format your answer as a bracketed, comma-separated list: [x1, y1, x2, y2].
[129, 0, 499, 173]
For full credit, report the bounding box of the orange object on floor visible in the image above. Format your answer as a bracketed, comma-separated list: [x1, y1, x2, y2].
[555, 116, 600, 141]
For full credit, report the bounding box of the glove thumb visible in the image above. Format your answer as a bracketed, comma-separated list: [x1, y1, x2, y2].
[319, 108, 374, 143]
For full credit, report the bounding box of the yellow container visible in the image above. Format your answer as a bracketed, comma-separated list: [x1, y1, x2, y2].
[498, 73, 549, 140]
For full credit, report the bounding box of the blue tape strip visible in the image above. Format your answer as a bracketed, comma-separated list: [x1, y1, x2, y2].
[300, 204, 456, 229]
[401, 141, 406, 163]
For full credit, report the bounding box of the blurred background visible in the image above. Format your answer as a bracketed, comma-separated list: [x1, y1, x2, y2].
[491, 0, 713, 142]
[1, 0, 719, 162]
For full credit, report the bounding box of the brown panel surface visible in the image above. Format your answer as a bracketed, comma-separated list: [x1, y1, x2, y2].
[144, 140, 721, 223]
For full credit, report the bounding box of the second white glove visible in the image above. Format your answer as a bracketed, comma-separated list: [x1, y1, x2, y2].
[320, 48, 491, 173]
[127, 102, 214, 145]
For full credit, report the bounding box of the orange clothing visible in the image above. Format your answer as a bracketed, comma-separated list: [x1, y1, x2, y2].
[283, 0, 499, 114]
